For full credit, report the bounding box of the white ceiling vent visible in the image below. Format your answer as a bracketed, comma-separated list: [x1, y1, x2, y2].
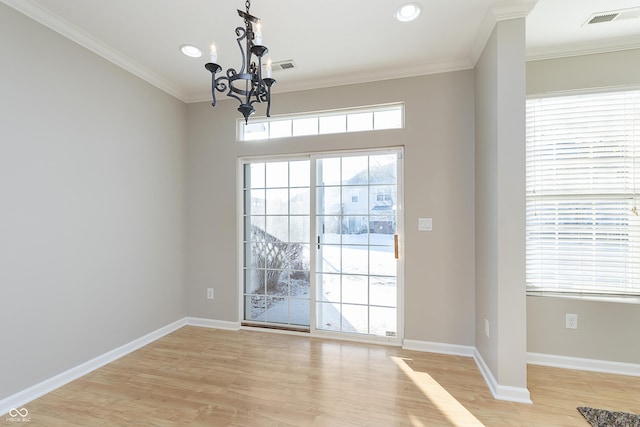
[584, 7, 640, 25]
[271, 60, 296, 72]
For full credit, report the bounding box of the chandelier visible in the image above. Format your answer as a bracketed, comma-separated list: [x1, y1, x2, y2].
[205, 0, 276, 123]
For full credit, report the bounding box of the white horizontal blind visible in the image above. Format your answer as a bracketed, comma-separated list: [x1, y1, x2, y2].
[526, 89, 640, 297]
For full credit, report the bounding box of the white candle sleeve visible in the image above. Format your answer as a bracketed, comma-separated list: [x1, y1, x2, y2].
[210, 44, 217, 63]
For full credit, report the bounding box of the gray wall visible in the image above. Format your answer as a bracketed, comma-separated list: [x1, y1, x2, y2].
[526, 49, 640, 364]
[186, 72, 476, 345]
[0, 3, 187, 400]
[475, 19, 528, 389]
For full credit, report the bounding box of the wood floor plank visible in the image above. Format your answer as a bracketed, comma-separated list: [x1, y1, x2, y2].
[7, 326, 640, 426]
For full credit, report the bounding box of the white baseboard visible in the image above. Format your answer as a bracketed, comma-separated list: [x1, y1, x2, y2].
[527, 352, 640, 377]
[400, 339, 531, 404]
[185, 317, 241, 330]
[473, 349, 532, 404]
[402, 339, 475, 357]
[0, 318, 186, 417]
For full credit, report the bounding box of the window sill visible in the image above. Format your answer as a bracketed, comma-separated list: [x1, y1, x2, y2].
[527, 291, 640, 305]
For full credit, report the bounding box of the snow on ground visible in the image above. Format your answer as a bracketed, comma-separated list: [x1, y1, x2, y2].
[249, 233, 397, 336]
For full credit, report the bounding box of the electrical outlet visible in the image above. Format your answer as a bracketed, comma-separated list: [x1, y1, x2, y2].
[207, 288, 214, 300]
[566, 313, 578, 329]
[484, 319, 490, 338]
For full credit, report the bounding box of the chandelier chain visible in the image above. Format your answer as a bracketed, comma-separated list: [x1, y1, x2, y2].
[243, 0, 251, 29]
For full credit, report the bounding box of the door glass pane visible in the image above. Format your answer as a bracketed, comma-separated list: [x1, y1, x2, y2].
[247, 189, 265, 215]
[370, 306, 396, 337]
[290, 216, 309, 243]
[290, 298, 311, 326]
[266, 162, 289, 188]
[370, 247, 396, 277]
[290, 161, 310, 187]
[318, 244, 340, 273]
[317, 273, 340, 302]
[370, 276, 396, 307]
[249, 163, 265, 188]
[248, 215, 265, 234]
[341, 218, 367, 243]
[342, 245, 368, 274]
[342, 188, 369, 215]
[317, 302, 341, 331]
[342, 304, 368, 333]
[318, 216, 341, 244]
[266, 189, 288, 215]
[369, 154, 397, 184]
[316, 186, 341, 215]
[246, 295, 266, 322]
[317, 158, 341, 186]
[341, 156, 368, 185]
[290, 188, 310, 214]
[342, 275, 368, 305]
[265, 296, 287, 323]
[266, 215, 288, 242]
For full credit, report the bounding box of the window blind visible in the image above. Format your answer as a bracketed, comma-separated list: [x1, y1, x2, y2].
[526, 89, 640, 297]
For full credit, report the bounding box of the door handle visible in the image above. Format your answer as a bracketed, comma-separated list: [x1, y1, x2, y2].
[394, 234, 399, 259]
[317, 235, 320, 250]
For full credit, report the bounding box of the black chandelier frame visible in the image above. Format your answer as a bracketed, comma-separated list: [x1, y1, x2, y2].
[205, 0, 275, 123]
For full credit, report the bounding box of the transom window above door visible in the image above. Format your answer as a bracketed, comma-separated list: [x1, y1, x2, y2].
[238, 103, 404, 142]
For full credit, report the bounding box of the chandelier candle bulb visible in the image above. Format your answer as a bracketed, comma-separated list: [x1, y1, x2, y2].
[209, 43, 217, 63]
[254, 23, 262, 45]
[266, 59, 272, 78]
[209, 44, 217, 64]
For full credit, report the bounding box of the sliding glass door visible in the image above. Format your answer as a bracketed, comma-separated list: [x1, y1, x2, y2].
[241, 149, 403, 341]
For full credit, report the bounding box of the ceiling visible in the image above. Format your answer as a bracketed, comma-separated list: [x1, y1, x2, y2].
[3, 0, 640, 103]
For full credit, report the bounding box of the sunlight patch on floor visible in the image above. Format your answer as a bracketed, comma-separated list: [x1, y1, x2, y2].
[392, 357, 485, 427]
[408, 414, 426, 426]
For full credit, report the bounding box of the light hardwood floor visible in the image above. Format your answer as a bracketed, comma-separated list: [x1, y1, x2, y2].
[9, 326, 640, 426]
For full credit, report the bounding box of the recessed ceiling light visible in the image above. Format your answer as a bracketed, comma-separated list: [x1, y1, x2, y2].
[180, 44, 202, 58]
[395, 2, 422, 22]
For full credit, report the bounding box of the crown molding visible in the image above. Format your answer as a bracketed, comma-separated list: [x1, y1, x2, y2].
[0, 0, 188, 102]
[469, 0, 539, 67]
[527, 40, 640, 62]
[491, 0, 539, 22]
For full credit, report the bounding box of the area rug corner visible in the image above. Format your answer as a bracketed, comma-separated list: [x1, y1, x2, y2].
[578, 406, 640, 427]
